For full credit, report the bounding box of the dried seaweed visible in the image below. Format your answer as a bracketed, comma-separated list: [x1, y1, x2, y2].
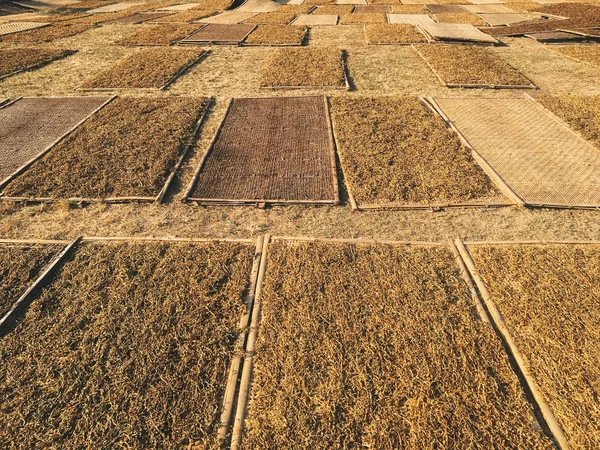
[0, 240, 254, 449]
[330, 96, 503, 206]
[148, 10, 217, 22]
[119, 23, 200, 45]
[390, 4, 427, 13]
[245, 24, 307, 45]
[366, 23, 427, 44]
[553, 45, 600, 68]
[2, 97, 209, 199]
[339, 12, 386, 24]
[0, 243, 61, 319]
[415, 45, 532, 86]
[243, 241, 553, 449]
[312, 4, 354, 14]
[260, 47, 345, 88]
[0, 48, 73, 78]
[81, 47, 204, 89]
[470, 244, 600, 449]
[0, 12, 132, 42]
[536, 95, 600, 149]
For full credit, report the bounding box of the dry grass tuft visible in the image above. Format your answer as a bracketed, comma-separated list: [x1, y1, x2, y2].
[470, 243, 600, 449]
[119, 23, 200, 45]
[415, 45, 533, 87]
[81, 47, 205, 89]
[0, 48, 73, 79]
[0, 243, 61, 319]
[390, 4, 428, 13]
[366, 23, 427, 44]
[260, 47, 345, 88]
[148, 10, 216, 22]
[553, 45, 600, 68]
[536, 95, 600, 148]
[0, 240, 254, 448]
[330, 97, 503, 206]
[245, 24, 307, 45]
[243, 12, 297, 24]
[2, 97, 209, 199]
[312, 4, 354, 14]
[339, 12, 386, 24]
[435, 12, 488, 26]
[243, 241, 553, 449]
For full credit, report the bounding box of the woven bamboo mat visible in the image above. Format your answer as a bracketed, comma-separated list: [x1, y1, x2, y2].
[435, 97, 600, 208]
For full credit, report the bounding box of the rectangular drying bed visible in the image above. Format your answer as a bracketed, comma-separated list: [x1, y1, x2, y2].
[459, 241, 600, 449]
[0, 237, 261, 449]
[550, 45, 600, 69]
[365, 24, 428, 44]
[243, 24, 308, 46]
[0, 240, 66, 327]
[0, 21, 49, 36]
[417, 22, 499, 44]
[198, 10, 259, 24]
[260, 47, 349, 89]
[414, 45, 536, 89]
[231, 238, 554, 450]
[536, 95, 600, 149]
[185, 96, 339, 206]
[106, 12, 175, 24]
[433, 96, 600, 208]
[0, 47, 75, 80]
[180, 23, 256, 45]
[1, 97, 211, 203]
[87, 1, 144, 13]
[119, 23, 202, 45]
[290, 14, 338, 25]
[387, 13, 435, 25]
[329, 97, 511, 210]
[0, 96, 112, 189]
[80, 47, 207, 89]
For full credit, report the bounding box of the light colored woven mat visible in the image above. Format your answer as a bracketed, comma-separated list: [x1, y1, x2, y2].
[419, 23, 498, 43]
[479, 13, 529, 26]
[462, 4, 512, 13]
[291, 13, 338, 25]
[236, 0, 281, 12]
[435, 97, 600, 207]
[387, 13, 434, 25]
[0, 21, 47, 36]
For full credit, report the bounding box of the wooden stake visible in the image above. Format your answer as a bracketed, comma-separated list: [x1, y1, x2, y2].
[454, 238, 571, 450]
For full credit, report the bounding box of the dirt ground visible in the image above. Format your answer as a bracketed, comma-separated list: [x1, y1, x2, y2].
[1, 24, 600, 242]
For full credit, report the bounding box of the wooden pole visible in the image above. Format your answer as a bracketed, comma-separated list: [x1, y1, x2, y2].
[217, 235, 265, 443]
[230, 234, 270, 450]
